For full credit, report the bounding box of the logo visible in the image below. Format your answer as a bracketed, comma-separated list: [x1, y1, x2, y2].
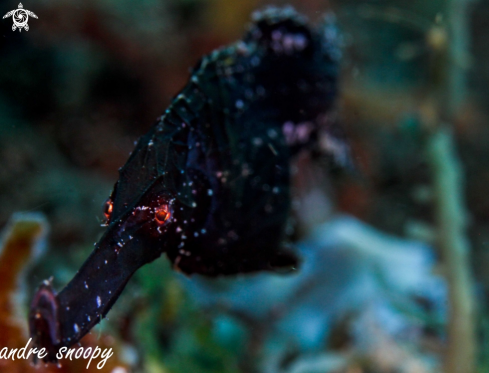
[3, 3, 37, 32]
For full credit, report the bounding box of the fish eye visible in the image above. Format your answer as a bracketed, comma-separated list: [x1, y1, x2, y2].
[103, 198, 114, 221]
[155, 204, 171, 225]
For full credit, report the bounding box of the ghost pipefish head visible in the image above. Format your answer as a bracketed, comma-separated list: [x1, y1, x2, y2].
[28, 116, 211, 360]
[28, 192, 176, 360]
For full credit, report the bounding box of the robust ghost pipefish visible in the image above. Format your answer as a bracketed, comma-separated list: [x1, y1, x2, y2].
[29, 7, 346, 361]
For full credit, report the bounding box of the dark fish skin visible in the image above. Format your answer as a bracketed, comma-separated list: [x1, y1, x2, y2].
[29, 6, 342, 362]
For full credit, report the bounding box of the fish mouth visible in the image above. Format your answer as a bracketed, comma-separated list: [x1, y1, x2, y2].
[29, 282, 61, 362]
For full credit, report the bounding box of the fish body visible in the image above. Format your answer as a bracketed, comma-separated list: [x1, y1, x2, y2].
[29, 6, 342, 361]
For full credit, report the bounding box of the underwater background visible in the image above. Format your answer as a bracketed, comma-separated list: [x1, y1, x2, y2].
[1, 0, 489, 372]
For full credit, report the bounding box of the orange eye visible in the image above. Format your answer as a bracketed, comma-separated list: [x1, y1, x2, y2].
[155, 204, 171, 225]
[103, 198, 113, 221]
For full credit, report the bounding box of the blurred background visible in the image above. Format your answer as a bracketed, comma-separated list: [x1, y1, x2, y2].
[0, 0, 488, 372]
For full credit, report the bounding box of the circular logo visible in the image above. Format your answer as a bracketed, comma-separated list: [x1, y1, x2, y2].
[12, 8, 29, 29]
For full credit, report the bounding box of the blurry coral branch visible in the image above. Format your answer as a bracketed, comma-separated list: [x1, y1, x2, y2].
[446, 0, 472, 113]
[428, 128, 475, 373]
[424, 0, 476, 372]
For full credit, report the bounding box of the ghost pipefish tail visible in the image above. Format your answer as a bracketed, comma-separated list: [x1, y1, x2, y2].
[29, 6, 345, 361]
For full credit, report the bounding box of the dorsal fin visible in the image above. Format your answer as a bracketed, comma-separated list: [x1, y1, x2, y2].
[245, 6, 314, 55]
